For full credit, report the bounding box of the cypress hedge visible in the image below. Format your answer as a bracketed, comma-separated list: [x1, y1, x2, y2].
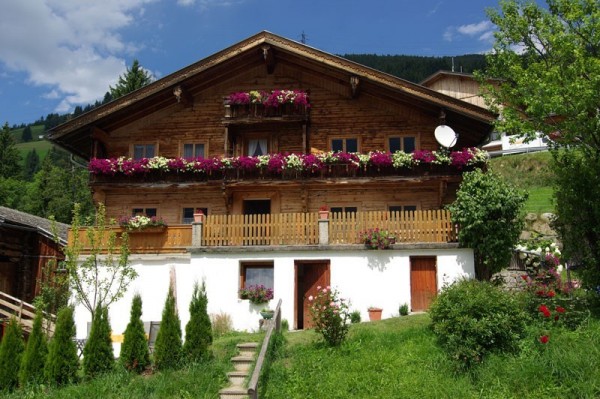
[184, 280, 213, 363]
[83, 304, 114, 378]
[120, 294, 150, 373]
[153, 287, 182, 370]
[0, 317, 25, 391]
[19, 311, 48, 386]
[45, 306, 79, 386]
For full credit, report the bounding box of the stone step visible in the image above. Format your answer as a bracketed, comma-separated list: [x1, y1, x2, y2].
[236, 342, 259, 357]
[219, 386, 249, 399]
[231, 355, 254, 372]
[227, 370, 249, 387]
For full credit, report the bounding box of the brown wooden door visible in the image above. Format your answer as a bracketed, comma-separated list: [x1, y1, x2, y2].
[295, 261, 330, 329]
[410, 256, 437, 311]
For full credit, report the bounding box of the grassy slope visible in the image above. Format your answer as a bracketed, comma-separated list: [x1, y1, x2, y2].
[489, 151, 554, 213]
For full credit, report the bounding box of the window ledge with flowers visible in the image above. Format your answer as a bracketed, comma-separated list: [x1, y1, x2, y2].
[360, 228, 396, 249]
[89, 148, 488, 183]
[239, 284, 274, 305]
[118, 215, 167, 233]
[225, 89, 310, 119]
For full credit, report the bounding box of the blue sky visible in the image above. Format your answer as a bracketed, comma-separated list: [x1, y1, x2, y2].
[1, 0, 509, 126]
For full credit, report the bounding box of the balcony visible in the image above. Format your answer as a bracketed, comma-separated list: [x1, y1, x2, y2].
[70, 210, 457, 254]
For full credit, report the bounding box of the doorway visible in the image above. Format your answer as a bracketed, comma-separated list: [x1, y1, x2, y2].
[294, 261, 330, 329]
[410, 256, 437, 311]
[243, 199, 270, 215]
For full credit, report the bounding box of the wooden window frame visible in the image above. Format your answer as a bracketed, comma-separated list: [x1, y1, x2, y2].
[386, 134, 419, 153]
[239, 261, 274, 298]
[329, 136, 360, 153]
[131, 207, 158, 217]
[180, 142, 208, 159]
[130, 142, 159, 159]
[329, 205, 358, 216]
[181, 207, 208, 224]
[244, 134, 271, 157]
[388, 204, 420, 213]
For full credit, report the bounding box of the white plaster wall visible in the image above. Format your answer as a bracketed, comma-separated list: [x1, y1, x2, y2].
[73, 247, 474, 355]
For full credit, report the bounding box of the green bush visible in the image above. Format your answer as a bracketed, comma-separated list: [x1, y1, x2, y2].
[429, 279, 526, 368]
[0, 317, 25, 392]
[153, 287, 183, 370]
[120, 294, 150, 373]
[308, 286, 350, 346]
[83, 304, 114, 378]
[19, 312, 48, 387]
[350, 310, 361, 324]
[183, 281, 213, 363]
[45, 306, 79, 386]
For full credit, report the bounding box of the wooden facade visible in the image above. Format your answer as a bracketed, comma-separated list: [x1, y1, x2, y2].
[49, 32, 494, 231]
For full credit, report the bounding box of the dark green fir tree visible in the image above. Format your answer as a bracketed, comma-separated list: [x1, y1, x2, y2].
[19, 311, 48, 386]
[83, 304, 114, 378]
[45, 306, 79, 386]
[0, 317, 25, 392]
[153, 287, 183, 370]
[120, 294, 150, 373]
[184, 280, 213, 363]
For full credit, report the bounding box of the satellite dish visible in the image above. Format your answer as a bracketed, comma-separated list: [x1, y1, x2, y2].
[435, 125, 458, 148]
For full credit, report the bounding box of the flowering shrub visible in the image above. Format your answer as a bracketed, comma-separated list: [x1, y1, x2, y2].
[429, 279, 526, 369]
[119, 215, 166, 230]
[89, 148, 488, 178]
[239, 284, 273, 305]
[308, 286, 350, 346]
[227, 89, 310, 107]
[360, 228, 396, 249]
[515, 239, 563, 275]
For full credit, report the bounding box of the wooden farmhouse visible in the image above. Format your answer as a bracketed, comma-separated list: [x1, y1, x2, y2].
[49, 31, 495, 335]
[0, 207, 66, 336]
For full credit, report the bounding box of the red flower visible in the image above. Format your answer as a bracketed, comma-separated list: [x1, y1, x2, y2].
[556, 306, 566, 313]
[547, 290, 556, 298]
[536, 290, 546, 297]
[543, 310, 551, 318]
[521, 275, 528, 281]
[538, 304, 549, 313]
[539, 335, 549, 344]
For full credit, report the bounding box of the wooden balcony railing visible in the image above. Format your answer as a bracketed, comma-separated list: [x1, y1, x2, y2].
[203, 212, 319, 246]
[69, 225, 192, 254]
[69, 210, 456, 253]
[329, 209, 457, 244]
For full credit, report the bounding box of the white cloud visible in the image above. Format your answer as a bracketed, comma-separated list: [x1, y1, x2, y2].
[177, 0, 196, 5]
[444, 20, 495, 43]
[0, 1, 155, 113]
[427, 1, 443, 17]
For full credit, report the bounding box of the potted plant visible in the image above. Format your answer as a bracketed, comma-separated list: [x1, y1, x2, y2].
[360, 228, 396, 249]
[368, 307, 383, 321]
[118, 215, 167, 232]
[193, 208, 204, 223]
[318, 205, 329, 220]
[260, 307, 275, 319]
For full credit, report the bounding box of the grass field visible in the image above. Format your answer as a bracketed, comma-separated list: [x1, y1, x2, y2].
[489, 151, 555, 213]
[5, 312, 600, 398]
[15, 140, 54, 164]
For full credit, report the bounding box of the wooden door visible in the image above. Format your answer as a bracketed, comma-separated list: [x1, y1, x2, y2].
[410, 256, 437, 311]
[295, 261, 330, 329]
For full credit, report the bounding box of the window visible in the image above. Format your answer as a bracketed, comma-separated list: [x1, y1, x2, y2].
[132, 208, 157, 217]
[240, 262, 274, 294]
[330, 206, 357, 216]
[331, 138, 358, 153]
[248, 139, 268, 156]
[133, 144, 155, 159]
[183, 143, 205, 159]
[389, 205, 417, 213]
[388, 136, 416, 153]
[182, 207, 208, 224]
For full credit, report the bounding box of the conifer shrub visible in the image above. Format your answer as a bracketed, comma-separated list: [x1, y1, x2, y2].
[153, 287, 183, 370]
[83, 304, 114, 378]
[0, 317, 25, 392]
[45, 306, 79, 386]
[429, 279, 526, 369]
[120, 294, 150, 373]
[19, 311, 48, 387]
[184, 281, 213, 363]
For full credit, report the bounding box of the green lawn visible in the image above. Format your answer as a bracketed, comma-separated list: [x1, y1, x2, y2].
[6, 315, 600, 398]
[15, 140, 54, 164]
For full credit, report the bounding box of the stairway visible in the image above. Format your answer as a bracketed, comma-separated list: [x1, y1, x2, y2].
[219, 342, 259, 399]
[0, 290, 56, 337]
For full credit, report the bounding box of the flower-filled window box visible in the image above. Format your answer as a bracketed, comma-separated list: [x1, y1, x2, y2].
[239, 284, 274, 305]
[225, 89, 310, 118]
[118, 215, 167, 232]
[360, 228, 396, 249]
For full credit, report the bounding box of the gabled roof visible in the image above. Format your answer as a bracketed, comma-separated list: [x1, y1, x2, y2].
[48, 31, 495, 159]
[420, 70, 478, 87]
[0, 206, 69, 245]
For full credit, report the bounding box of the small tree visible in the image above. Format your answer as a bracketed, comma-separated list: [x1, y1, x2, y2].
[120, 294, 150, 373]
[184, 281, 213, 363]
[83, 304, 114, 378]
[448, 169, 527, 280]
[0, 317, 25, 392]
[21, 125, 32, 142]
[109, 59, 153, 99]
[45, 306, 79, 386]
[153, 287, 183, 370]
[0, 122, 21, 179]
[19, 312, 48, 387]
[64, 203, 135, 320]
